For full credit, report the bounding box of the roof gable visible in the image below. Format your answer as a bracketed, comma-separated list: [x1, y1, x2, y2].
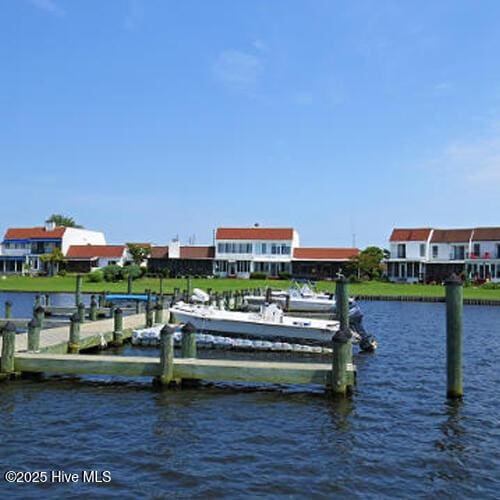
[216, 227, 294, 240]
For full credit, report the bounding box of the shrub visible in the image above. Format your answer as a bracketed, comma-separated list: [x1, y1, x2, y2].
[102, 265, 124, 282]
[58, 269, 67, 277]
[481, 282, 500, 290]
[87, 270, 104, 283]
[278, 272, 291, 280]
[250, 272, 267, 280]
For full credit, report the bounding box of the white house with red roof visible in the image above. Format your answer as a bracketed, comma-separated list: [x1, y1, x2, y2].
[65, 245, 131, 273]
[387, 227, 500, 283]
[0, 221, 105, 274]
[214, 227, 299, 278]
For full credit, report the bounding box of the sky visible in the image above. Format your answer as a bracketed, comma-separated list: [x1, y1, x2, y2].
[2, 0, 500, 249]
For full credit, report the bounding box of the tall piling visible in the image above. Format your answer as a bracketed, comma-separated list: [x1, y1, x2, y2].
[89, 295, 98, 321]
[27, 318, 41, 352]
[335, 276, 349, 331]
[77, 302, 86, 323]
[75, 274, 82, 306]
[34, 305, 45, 329]
[445, 275, 464, 398]
[156, 324, 175, 386]
[0, 322, 16, 376]
[113, 308, 124, 346]
[154, 302, 164, 324]
[68, 313, 80, 354]
[4, 300, 12, 319]
[181, 322, 197, 358]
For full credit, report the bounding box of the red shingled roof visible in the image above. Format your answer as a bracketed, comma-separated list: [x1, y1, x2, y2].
[216, 228, 294, 240]
[4, 227, 66, 240]
[150, 246, 169, 259]
[473, 227, 500, 241]
[431, 229, 473, 243]
[180, 246, 215, 259]
[66, 245, 126, 259]
[389, 228, 432, 242]
[293, 248, 359, 261]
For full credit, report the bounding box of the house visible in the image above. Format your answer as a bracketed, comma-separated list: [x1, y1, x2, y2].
[292, 247, 360, 280]
[0, 221, 106, 274]
[65, 245, 131, 273]
[147, 241, 214, 277]
[214, 227, 299, 278]
[386, 226, 500, 283]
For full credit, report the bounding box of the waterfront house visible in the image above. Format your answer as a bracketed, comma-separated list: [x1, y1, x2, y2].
[292, 247, 360, 280]
[0, 221, 105, 274]
[65, 245, 131, 273]
[386, 226, 500, 283]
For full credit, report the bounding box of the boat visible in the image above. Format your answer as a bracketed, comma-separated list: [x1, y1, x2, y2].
[169, 302, 377, 350]
[244, 283, 355, 314]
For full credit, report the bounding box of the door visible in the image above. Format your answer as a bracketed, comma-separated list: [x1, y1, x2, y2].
[228, 262, 236, 277]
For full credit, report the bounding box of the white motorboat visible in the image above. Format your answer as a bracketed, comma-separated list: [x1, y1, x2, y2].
[170, 302, 339, 344]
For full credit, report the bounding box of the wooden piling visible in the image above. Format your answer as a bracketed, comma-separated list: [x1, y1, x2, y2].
[335, 276, 349, 331]
[34, 305, 45, 329]
[89, 295, 98, 321]
[145, 301, 154, 328]
[265, 287, 272, 304]
[0, 322, 16, 376]
[154, 303, 164, 324]
[27, 318, 41, 352]
[113, 308, 124, 346]
[78, 302, 86, 323]
[445, 275, 463, 398]
[68, 313, 80, 354]
[181, 322, 197, 358]
[285, 294, 290, 312]
[5, 300, 12, 319]
[44, 293, 50, 307]
[75, 274, 82, 306]
[330, 328, 353, 396]
[156, 324, 175, 386]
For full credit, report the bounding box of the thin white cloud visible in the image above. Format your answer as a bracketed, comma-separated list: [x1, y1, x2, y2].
[428, 133, 500, 185]
[28, 0, 65, 17]
[212, 49, 263, 94]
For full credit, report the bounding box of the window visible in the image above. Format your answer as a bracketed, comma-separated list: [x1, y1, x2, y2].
[432, 245, 438, 258]
[281, 244, 290, 255]
[217, 243, 224, 253]
[453, 246, 465, 260]
[419, 244, 425, 257]
[397, 244, 406, 258]
[496, 244, 500, 259]
[237, 261, 250, 273]
[215, 260, 227, 272]
[261, 243, 267, 254]
[271, 244, 278, 255]
[473, 243, 480, 257]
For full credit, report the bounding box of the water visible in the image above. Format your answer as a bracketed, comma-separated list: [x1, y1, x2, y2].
[0, 295, 499, 498]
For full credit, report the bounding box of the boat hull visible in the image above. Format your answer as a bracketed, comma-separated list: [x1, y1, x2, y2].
[245, 296, 335, 313]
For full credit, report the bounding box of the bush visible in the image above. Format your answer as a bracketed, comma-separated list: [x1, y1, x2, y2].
[58, 269, 67, 277]
[87, 270, 104, 283]
[250, 272, 267, 280]
[278, 272, 291, 280]
[121, 264, 143, 280]
[480, 282, 500, 290]
[102, 265, 124, 282]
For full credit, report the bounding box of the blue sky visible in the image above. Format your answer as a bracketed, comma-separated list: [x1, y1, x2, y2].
[2, 0, 500, 248]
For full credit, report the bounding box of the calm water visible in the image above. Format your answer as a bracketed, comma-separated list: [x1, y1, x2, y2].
[0, 295, 499, 498]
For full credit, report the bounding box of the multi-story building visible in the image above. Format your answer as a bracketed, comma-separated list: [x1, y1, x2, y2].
[214, 227, 299, 278]
[386, 227, 500, 283]
[0, 221, 106, 274]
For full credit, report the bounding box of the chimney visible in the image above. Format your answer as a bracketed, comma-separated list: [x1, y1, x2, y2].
[45, 220, 56, 231]
[169, 239, 180, 259]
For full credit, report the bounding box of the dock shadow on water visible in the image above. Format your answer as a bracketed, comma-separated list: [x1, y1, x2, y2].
[0, 298, 499, 497]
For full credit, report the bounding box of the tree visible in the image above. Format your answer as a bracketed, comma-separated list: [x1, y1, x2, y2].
[40, 248, 65, 276]
[46, 214, 83, 228]
[348, 246, 385, 280]
[127, 244, 150, 266]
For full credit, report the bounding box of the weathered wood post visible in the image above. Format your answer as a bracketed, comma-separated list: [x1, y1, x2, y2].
[113, 307, 124, 346]
[44, 293, 50, 307]
[27, 318, 41, 352]
[98, 293, 105, 308]
[154, 302, 164, 324]
[108, 301, 116, 320]
[127, 273, 133, 294]
[68, 313, 80, 354]
[265, 287, 272, 304]
[181, 322, 197, 358]
[145, 295, 153, 328]
[34, 293, 42, 310]
[75, 274, 82, 306]
[34, 305, 45, 329]
[0, 322, 16, 376]
[4, 300, 12, 319]
[89, 295, 98, 321]
[285, 294, 290, 312]
[77, 302, 86, 323]
[156, 324, 175, 386]
[335, 276, 350, 331]
[445, 275, 464, 398]
[135, 299, 141, 314]
[215, 292, 221, 309]
[330, 276, 354, 396]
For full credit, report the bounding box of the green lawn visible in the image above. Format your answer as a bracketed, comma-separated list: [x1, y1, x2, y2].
[0, 275, 499, 300]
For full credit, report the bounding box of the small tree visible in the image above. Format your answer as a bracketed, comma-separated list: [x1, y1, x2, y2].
[40, 248, 65, 276]
[348, 246, 385, 280]
[127, 244, 150, 266]
[46, 214, 83, 228]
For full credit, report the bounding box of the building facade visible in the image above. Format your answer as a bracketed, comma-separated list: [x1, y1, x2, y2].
[65, 245, 131, 273]
[0, 221, 106, 274]
[292, 248, 360, 280]
[386, 227, 500, 283]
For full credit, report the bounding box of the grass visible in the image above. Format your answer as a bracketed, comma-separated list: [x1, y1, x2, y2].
[0, 275, 499, 300]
